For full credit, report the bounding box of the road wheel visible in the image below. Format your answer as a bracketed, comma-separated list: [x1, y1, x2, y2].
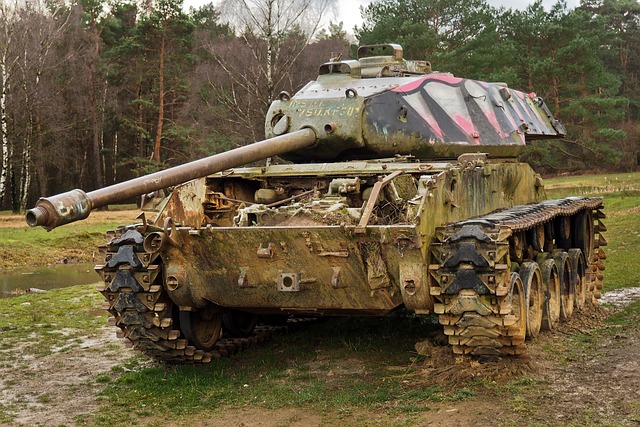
[553, 249, 574, 321]
[180, 305, 223, 351]
[539, 257, 560, 331]
[568, 248, 587, 311]
[223, 309, 259, 338]
[520, 261, 543, 339]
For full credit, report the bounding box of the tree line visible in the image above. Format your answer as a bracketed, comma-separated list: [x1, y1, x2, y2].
[0, 0, 638, 212]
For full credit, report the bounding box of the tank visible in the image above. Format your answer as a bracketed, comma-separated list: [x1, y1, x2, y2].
[27, 44, 606, 362]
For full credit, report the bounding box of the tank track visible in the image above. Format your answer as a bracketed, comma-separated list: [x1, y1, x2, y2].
[429, 197, 606, 356]
[95, 228, 309, 364]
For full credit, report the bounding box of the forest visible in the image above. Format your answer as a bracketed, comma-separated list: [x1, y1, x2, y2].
[0, 0, 638, 212]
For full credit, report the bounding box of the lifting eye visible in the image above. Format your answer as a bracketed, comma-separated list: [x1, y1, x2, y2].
[278, 91, 290, 101]
[345, 88, 357, 98]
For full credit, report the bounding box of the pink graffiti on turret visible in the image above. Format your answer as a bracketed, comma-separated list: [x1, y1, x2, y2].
[452, 115, 479, 144]
[403, 92, 444, 139]
[392, 75, 463, 93]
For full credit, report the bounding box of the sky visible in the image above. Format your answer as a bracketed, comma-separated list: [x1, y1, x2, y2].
[183, 0, 581, 35]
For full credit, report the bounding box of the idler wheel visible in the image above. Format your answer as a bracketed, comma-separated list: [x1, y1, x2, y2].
[223, 309, 259, 338]
[553, 249, 574, 321]
[539, 256, 560, 331]
[179, 305, 223, 351]
[520, 262, 544, 339]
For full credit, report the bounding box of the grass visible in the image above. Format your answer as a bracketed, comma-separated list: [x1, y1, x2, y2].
[0, 284, 106, 360]
[0, 205, 138, 269]
[546, 171, 640, 292]
[543, 171, 640, 198]
[93, 316, 454, 426]
[606, 299, 640, 328]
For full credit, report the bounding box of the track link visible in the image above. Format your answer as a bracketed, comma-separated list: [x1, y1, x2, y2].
[96, 228, 310, 364]
[429, 197, 606, 356]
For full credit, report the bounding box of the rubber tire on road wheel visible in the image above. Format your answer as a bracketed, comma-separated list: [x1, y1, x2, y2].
[519, 261, 544, 339]
[568, 248, 587, 311]
[539, 257, 560, 331]
[503, 273, 526, 350]
[553, 249, 574, 321]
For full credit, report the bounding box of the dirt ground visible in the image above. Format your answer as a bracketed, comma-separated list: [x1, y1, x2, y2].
[0, 328, 134, 427]
[1, 290, 639, 427]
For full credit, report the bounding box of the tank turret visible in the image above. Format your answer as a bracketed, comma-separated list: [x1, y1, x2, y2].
[266, 43, 566, 161]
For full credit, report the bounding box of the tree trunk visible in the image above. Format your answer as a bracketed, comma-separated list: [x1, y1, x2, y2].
[151, 28, 166, 163]
[0, 52, 9, 209]
[88, 16, 104, 190]
[19, 45, 33, 211]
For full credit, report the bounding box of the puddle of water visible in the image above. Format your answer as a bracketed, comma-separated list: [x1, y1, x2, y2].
[600, 287, 640, 307]
[0, 263, 99, 298]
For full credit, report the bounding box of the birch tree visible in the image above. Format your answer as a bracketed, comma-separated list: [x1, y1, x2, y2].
[209, 0, 338, 141]
[14, 1, 70, 209]
[0, 0, 18, 209]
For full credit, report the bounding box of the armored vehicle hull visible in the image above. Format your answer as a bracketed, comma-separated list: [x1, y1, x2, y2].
[96, 156, 604, 362]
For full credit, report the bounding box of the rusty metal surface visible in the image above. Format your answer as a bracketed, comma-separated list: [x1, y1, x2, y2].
[162, 225, 412, 315]
[25, 189, 91, 230]
[152, 158, 545, 317]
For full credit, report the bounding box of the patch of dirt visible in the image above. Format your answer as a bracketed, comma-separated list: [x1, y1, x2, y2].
[507, 291, 640, 426]
[0, 328, 135, 426]
[184, 408, 324, 427]
[531, 332, 640, 425]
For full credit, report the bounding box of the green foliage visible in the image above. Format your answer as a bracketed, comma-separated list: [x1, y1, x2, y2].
[356, 0, 493, 60]
[315, 21, 348, 42]
[594, 128, 626, 141]
[356, 0, 639, 172]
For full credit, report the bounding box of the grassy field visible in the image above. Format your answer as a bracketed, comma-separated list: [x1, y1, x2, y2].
[545, 172, 640, 291]
[0, 206, 139, 269]
[0, 172, 638, 426]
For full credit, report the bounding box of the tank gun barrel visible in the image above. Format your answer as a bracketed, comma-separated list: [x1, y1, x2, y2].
[26, 128, 317, 230]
